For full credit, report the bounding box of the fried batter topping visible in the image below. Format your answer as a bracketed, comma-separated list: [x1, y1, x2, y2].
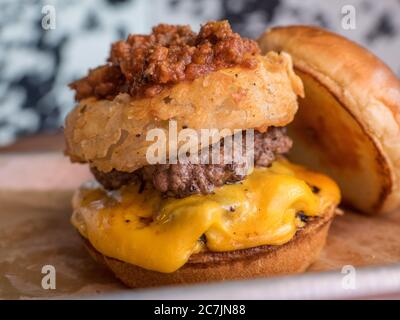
[70, 21, 260, 101]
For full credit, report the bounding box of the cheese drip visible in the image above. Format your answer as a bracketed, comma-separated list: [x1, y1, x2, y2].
[71, 160, 340, 273]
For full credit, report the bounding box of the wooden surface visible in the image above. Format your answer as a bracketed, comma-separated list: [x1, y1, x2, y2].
[0, 131, 64, 153]
[1, 134, 400, 299]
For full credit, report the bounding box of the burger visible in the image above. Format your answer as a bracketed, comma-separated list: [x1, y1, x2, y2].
[64, 21, 345, 288]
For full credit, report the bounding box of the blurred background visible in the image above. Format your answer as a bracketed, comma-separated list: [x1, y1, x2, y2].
[1, 0, 400, 147]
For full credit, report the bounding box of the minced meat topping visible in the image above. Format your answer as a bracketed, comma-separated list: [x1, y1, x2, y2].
[70, 21, 260, 101]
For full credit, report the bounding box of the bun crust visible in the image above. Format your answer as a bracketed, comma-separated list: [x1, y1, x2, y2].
[82, 206, 336, 288]
[258, 26, 400, 214]
[64, 53, 303, 173]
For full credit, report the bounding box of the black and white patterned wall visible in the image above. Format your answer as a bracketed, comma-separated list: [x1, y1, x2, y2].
[1, 0, 399, 146]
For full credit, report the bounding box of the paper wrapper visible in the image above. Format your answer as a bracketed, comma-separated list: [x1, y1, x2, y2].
[1, 153, 400, 299]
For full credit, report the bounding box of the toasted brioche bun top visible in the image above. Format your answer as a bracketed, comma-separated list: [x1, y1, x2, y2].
[258, 25, 400, 214]
[64, 53, 303, 173]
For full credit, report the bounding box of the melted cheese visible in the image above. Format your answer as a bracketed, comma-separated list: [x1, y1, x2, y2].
[71, 160, 340, 273]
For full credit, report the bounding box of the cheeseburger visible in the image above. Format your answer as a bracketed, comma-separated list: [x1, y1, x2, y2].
[65, 21, 341, 288]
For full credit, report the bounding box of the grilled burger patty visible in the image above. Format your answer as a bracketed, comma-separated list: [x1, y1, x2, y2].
[91, 127, 292, 198]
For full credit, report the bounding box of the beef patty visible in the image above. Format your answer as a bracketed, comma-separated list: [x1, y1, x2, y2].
[91, 127, 292, 198]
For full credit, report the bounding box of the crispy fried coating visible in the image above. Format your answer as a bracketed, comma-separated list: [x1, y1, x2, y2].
[65, 53, 304, 173]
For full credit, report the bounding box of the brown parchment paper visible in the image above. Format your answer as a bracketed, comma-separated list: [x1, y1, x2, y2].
[1, 153, 400, 299]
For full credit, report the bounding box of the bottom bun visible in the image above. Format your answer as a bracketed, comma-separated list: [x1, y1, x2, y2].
[82, 206, 337, 288]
